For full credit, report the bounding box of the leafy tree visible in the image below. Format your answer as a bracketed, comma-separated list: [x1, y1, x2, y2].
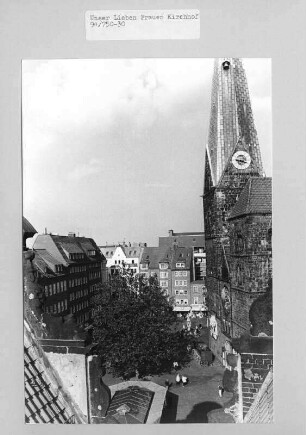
[91, 271, 193, 379]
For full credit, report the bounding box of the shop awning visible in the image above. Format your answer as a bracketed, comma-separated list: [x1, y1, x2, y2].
[190, 304, 208, 312]
[173, 306, 191, 312]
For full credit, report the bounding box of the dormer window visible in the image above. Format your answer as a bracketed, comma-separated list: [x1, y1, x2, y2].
[159, 263, 168, 270]
[88, 250, 96, 257]
[176, 262, 185, 268]
[140, 264, 148, 270]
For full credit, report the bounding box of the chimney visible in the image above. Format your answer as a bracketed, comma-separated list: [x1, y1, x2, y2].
[68, 232, 76, 238]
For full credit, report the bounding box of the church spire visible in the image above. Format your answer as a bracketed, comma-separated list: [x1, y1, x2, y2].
[205, 58, 264, 188]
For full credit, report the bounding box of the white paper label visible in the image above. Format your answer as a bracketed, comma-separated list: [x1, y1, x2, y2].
[85, 10, 200, 40]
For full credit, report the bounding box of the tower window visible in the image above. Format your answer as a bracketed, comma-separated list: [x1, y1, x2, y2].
[222, 60, 230, 70]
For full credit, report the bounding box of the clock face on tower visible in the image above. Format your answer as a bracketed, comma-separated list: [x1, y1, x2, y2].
[232, 151, 251, 169]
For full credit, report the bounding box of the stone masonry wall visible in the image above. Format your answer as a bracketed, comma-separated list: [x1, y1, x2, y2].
[229, 215, 272, 294]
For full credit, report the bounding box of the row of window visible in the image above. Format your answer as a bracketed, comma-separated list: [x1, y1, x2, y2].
[176, 299, 188, 305]
[70, 300, 89, 313]
[173, 289, 200, 298]
[175, 271, 188, 277]
[69, 253, 84, 260]
[45, 299, 68, 314]
[44, 281, 67, 297]
[70, 265, 87, 274]
[175, 297, 199, 305]
[141, 262, 186, 271]
[175, 280, 187, 286]
[88, 262, 100, 269]
[76, 312, 90, 324]
[160, 271, 188, 279]
[69, 277, 88, 287]
[89, 271, 101, 280]
[175, 289, 188, 295]
[69, 288, 89, 301]
[176, 262, 185, 268]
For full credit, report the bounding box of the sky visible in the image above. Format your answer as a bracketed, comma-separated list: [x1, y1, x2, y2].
[22, 58, 272, 247]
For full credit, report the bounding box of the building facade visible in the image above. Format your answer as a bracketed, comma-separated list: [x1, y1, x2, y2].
[140, 246, 206, 314]
[228, 178, 272, 339]
[203, 58, 272, 364]
[159, 230, 206, 281]
[99, 243, 146, 277]
[32, 233, 107, 327]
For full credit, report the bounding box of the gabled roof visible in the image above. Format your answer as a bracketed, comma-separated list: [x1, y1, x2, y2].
[33, 234, 104, 264]
[140, 247, 171, 269]
[228, 177, 272, 219]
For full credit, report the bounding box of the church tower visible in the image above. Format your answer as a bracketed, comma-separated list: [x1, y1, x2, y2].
[203, 58, 266, 364]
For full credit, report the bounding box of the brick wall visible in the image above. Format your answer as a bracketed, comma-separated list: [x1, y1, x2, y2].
[240, 352, 273, 417]
[244, 369, 273, 423]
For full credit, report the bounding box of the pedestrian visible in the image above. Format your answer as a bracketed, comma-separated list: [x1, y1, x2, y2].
[176, 373, 181, 386]
[173, 361, 178, 371]
[182, 375, 188, 387]
[218, 385, 224, 397]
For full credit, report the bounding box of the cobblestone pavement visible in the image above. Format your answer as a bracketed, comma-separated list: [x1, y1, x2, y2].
[103, 359, 234, 423]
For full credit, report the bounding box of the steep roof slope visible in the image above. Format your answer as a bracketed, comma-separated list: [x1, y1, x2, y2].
[229, 178, 272, 219]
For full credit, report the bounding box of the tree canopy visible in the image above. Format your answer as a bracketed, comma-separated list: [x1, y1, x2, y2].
[91, 271, 193, 379]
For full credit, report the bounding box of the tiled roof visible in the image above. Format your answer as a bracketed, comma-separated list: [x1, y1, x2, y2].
[159, 233, 204, 248]
[99, 247, 115, 258]
[140, 247, 170, 269]
[24, 323, 85, 424]
[228, 177, 272, 219]
[34, 234, 104, 264]
[78, 240, 96, 252]
[23, 217, 37, 237]
[122, 246, 143, 258]
[140, 246, 193, 270]
[60, 241, 84, 254]
[244, 370, 273, 423]
[170, 247, 193, 269]
[32, 250, 61, 276]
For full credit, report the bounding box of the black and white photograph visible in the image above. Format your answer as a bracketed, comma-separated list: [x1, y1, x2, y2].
[22, 57, 273, 424]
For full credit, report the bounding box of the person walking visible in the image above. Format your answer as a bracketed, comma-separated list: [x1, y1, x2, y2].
[176, 373, 181, 386]
[182, 375, 188, 387]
